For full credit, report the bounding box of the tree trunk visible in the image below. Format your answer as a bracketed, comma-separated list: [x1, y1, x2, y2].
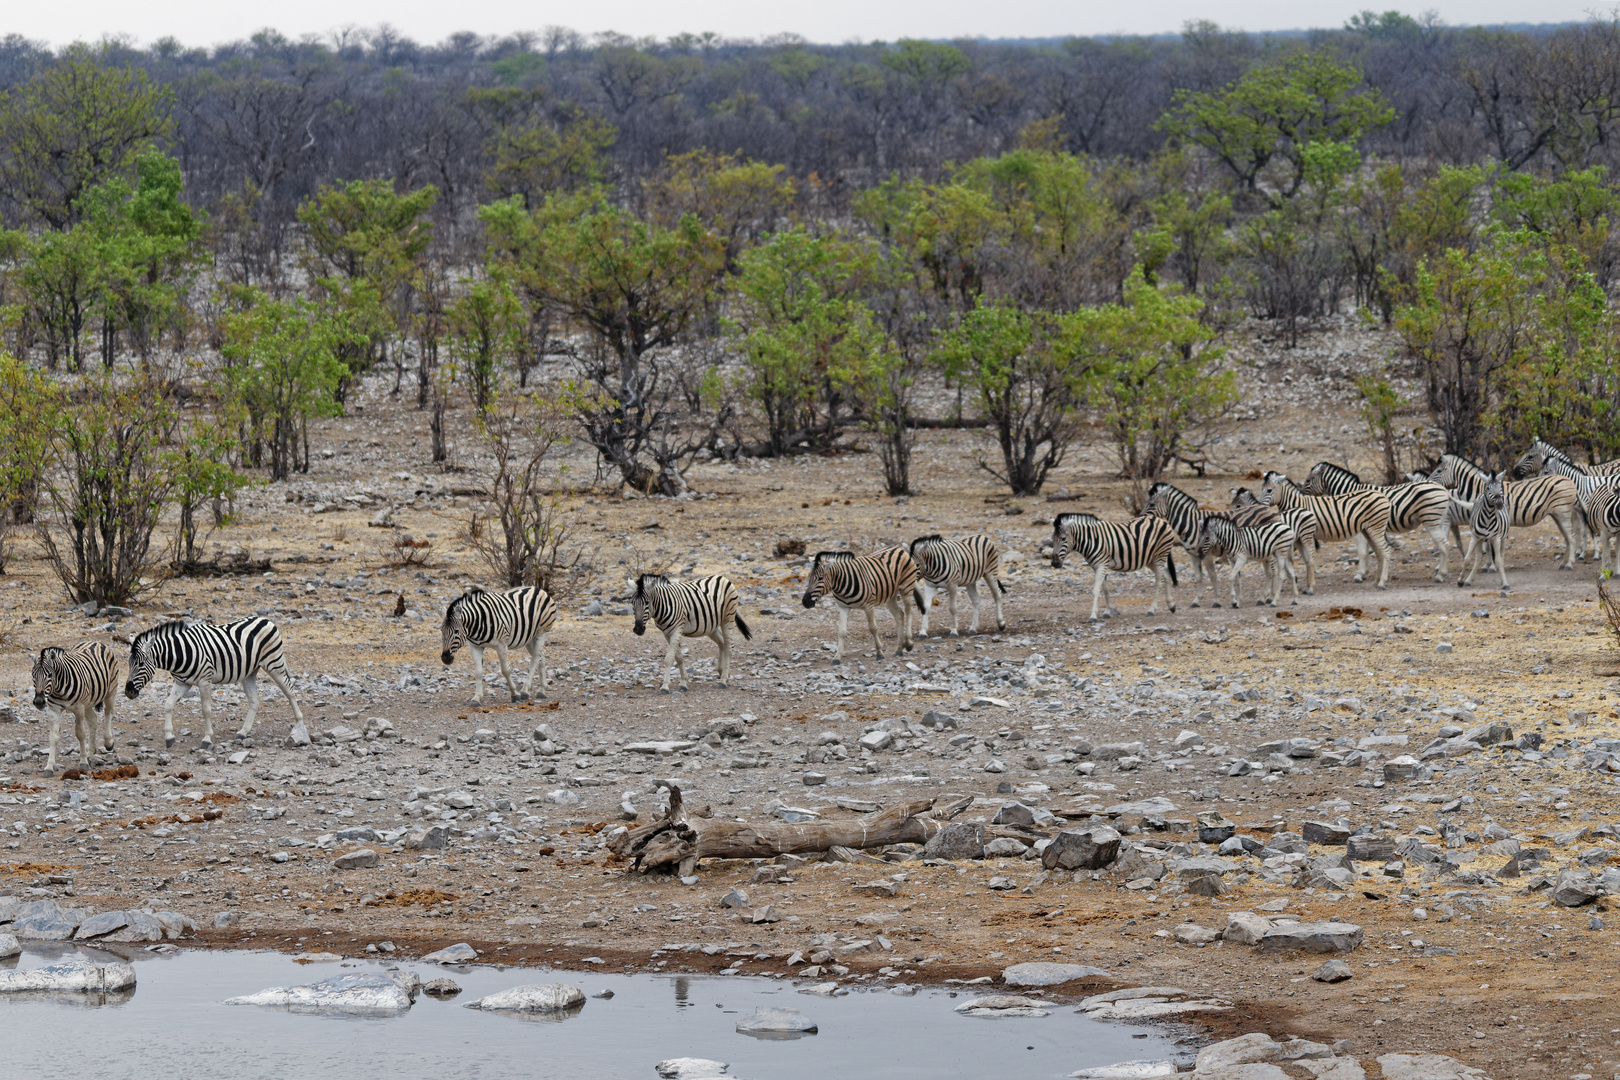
[607, 785, 969, 876]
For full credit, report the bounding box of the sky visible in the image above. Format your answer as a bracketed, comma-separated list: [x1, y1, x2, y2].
[4, 0, 1598, 48]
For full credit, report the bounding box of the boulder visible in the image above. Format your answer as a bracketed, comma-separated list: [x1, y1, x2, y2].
[1375, 1054, 1490, 1079]
[1112, 845, 1166, 882]
[1460, 720, 1513, 746]
[953, 993, 1050, 1017]
[1070, 1061, 1177, 1078]
[1301, 820, 1350, 846]
[1043, 826, 1121, 871]
[736, 1006, 818, 1034]
[1174, 923, 1218, 944]
[334, 848, 379, 870]
[103, 911, 165, 943]
[1312, 959, 1353, 983]
[1553, 870, 1600, 908]
[1223, 912, 1276, 946]
[923, 822, 985, 861]
[12, 913, 78, 940]
[1258, 922, 1363, 954]
[1346, 834, 1396, 862]
[226, 972, 413, 1014]
[1001, 962, 1109, 987]
[0, 934, 17, 959]
[1091, 741, 1145, 761]
[72, 911, 130, 940]
[0, 960, 135, 994]
[421, 942, 478, 965]
[1195, 1067, 1292, 1080]
[404, 824, 449, 850]
[1196, 1033, 1280, 1073]
[656, 1059, 730, 1079]
[464, 983, 585, 1013]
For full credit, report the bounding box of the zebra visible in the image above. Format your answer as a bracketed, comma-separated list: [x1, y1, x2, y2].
[1302, 461, 1452, 581]
[441, 585, 558, 704]
[1458, 471, 1511, 591]
[32, 642, 119, 776]
[1147, 482, 1287, 605]
[1231, 488, 1318, 593]
[1524, 447, 1620, 562]
[1259, 472, 1393, 588]
[630, 574, 752, 691]
[1513, 436, 1620, 481]
[909, 534, 1005, 637]
[1196, 515, 1298, 607]
[1049, 513, 1178, 621]
[124, 617, 305, 749]
[1583, 485, 1620, 573]
[1427, 453, 1582, 569]
[801, 547, 919, 661]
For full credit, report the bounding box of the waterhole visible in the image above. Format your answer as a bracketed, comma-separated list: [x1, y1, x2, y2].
[0, 944, 1179, 1079]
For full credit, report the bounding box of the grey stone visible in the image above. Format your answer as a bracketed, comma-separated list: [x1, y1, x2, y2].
[720, 888, 751, 909]
[1112, 845, 1166, 881]
[421, 942, 478, 965]
[1174, 923, 1218, 944]
[1258, 921, 1364, 953]
[1091, 741, 1145, 761]
[1553, 870, 1600, 907]
[923, 822, 985, 861]
[1197, 812, 1236, 843]
[227, 972, 414, 1013]
[802, 772, 827, 786]
[1196, 1033, 1280, 1072]
[657, 1058, 730, 1079]
[0, 960, 135, 994]
[1070, 1061, 1177, 1079]
[1301, 820, 1350, 846]
[983, 837, 1029, 857]
[405, 824, 449, 850]
[1043, 826, 1121, 871]
[334, 848, 379, 870]
[1312, 959, 1353, 983]
[421, 978, 461, 997]
[1346, 834, 1396, 862]
[464, 983, 585, 1013]
[72, 911, 130, 940]
[919, 710, 959, 729]
[13, 914, 78, 940]
[952, 993, 1049, 1016]
[288, 720, 311, 746]
[1383, 755, 1426, 781]
[103, 911, 165, 943]
[993, 802, 1036, 827]
[1375, 1053, 1489, 1079]
[736, 1006, 818, 1034]
[1000, 961, 1109, 986]
[1460, 720, 1512, 746]
[1187, 873, 1229, 897]
[1223, 912, 1276, 945]
[0, 933, 17, 958]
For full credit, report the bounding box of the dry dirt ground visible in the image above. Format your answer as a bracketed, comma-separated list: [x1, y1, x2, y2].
[2, 319, 1619, 1079]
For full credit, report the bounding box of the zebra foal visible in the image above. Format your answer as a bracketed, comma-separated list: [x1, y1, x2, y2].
[125, 617, 305, 748]
[1230, 488, 1318, 593]
[631, 574, 752, 691]
[1049, 512, 1178, 621]
[801, 547, 919, 661]
[909, 534, 1005, 637]
[32, 641, 119, 776]
[1457, 471, 1511, 591]
[1196, 515, 1298, 607]
[441, 585, 558, 704]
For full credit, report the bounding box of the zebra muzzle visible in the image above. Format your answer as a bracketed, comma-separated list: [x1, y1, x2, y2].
[632, 623, 646, 636]
[124, 682, 139, 699]
[801, 594, 817, 609]
[440, 651, 455, 665]
[31, 693, 45, 710]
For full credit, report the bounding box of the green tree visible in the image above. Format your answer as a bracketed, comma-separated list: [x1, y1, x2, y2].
[0, 353, 56, 571]
[477, 89, 616, 209]
[1356, 373, 1408, 484]
[446, 276, 523, 413]
[169, 417, 254, 568]
[0, 46, 173, 231]
[1159, 51, 1393, 205]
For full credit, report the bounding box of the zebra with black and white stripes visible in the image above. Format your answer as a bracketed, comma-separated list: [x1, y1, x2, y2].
[32, 641, 119, 776]
[1582, 486, 1620, 572]
[801, 547, 919, 661]
[1259, 472, 1393, 588]
[125, 617, 304, 749]
[631, 574, 752, 690]
[1196, 514, 1298, 607]
[1148, 482, 1300, 605]
[1049, 513, 1178, 621]
[441, 585, 559, 704]
[1231, 488, 1318, 593]
[1302, 461, 1452, 581]
[1524, 447, 1620, 562]
[909, 534, 1005, 637]
[1514, 436, 1620, 481]
[1458, 471, 1511, 591]
[1427, 453, 1582, 569]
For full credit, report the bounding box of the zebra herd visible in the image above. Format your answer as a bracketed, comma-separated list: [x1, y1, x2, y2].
[22, 435, 1615, 774]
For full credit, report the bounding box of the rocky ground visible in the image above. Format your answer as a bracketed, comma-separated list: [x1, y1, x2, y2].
[2, 318, 1619, 1079]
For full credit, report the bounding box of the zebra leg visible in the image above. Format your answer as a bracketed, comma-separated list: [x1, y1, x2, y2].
[988, 574, 1006, 632]
[1229, 552, 1246, 607]
[100, 682, 116, 752]
[1551, 509, 1578, 569]
[1427, 522, 1450, 582]
[197, 682, 216, 750]
[1458, 535, 1480, 586]
[964, 582, 981, 635]
[942, 582, 960, 637]
[70, 703, 90, 766]
[715, 626, 731, 687]
[1089, 567, 1107, 621]
[468, 647, 487, 705]
[660, 630, 686, 691]
[44, 704, 64, 776]
[865, 606, 885, 659]
[237, 674, 260, 739]
[1296, 540, 1316, 595]
[898, 595, 915, 652]
[162, 682, 186, 748]
[915, 580, 936, 638]
[1278, 552, 1300, 604]
[1368, 530, 1392, 589]
[1352, 535, 1369, 584]
[833, 604, 849, 663]
[1494, 536, 1510, 591]
[494, 642, 521, 701]
[265, 660, 305, 721]
[522, 636, 545, 697]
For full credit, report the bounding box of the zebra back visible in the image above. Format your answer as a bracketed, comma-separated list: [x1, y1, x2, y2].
[1145, 482, 1208, 546]
[909, 534, 998, 587]
[33, 641, 118, 709]
[635, 574, 741, 637]
[1261, 472, 1390, 543]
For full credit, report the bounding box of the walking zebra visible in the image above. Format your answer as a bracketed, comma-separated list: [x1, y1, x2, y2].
[1427, 453, 1582, 569]
[1259, 472, 1393, 588]
[630, 574, 752, 691]
[32, 641, 119, 776]
[1514, 436, 1620, 481]
[1148, 482, 1299, 605]
[801, 547, 919, 661]
[1230, 488, 1318, 593]
[1522, 446, 1620, 562]
[1583, 486, 1620, 572]
[1196, 515, 1298, 607]
[125, 618, 304, 748]
[1302, 461, 1452, 581]
[441, 585, 559, 704]
[1050, 513, 1178, 621]
[909, 534, 1005, 637]
[1458, 471, 1511, 591]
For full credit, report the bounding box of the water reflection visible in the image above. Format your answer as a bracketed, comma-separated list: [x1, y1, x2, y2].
[673, 976, 691, 1007]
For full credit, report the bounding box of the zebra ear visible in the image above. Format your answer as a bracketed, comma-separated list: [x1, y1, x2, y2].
[625, 576, 638, 594]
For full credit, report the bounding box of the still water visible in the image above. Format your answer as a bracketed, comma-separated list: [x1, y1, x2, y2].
[0, 944, 1180, 1080]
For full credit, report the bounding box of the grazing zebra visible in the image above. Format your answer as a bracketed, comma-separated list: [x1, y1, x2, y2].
[1259, 472, 1393, 588]
[802, 546, 920, 661]
[441, 585, 559, 704]
[1196, 515, 1298, 607]
[125, 618, 305, 749]
[32, 642, 119, 776]
[909, 534, 1005, 637]
[1231, 488, 1318, 593]
[1049, 513, 1178, 621]
[630, 574, 752, 691]
[1427, 453, 1581, 569]
[1458, 471, 1511, 591]
[1302, 461, 1452, 581]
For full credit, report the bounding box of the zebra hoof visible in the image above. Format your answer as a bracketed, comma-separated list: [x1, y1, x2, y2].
[200, 740, 212, 751]
[1352, 575, 1365, 583]
[1189, 601, 1200, 608]
[1376, 584, 1387, 591]
[164, 737, 174, 748]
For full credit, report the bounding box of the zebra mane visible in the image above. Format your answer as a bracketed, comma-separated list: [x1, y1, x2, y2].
[811, 551, 855, 566]
[444, 584, 490, 623]
[1533, 437, 1571, 463]
[1230, 487, 1259, 506]
[1262, 470, 1296, 489]
[1313, 461, 1361, 483]
[634, 573, 670, 594]
[35, 646, 65, 662]
[1147, 482, 1193, 506]
[1054, 512, 1097, 528]
[132, 621, 191, 650]
[909, 534, 945, 552]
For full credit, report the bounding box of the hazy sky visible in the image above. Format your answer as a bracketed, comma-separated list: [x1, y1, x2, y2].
[7, 0, 1596, 47]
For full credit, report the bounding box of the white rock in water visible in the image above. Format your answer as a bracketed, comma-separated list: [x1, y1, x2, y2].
[0, 934, 18, 959]
[464, 983, 585, 1012]
[735, 1007, 818, 1034]
[656, 1058, 730, 1078]
[420, 942, 478, 965]
[953, 994, 1046, 1012]
[225, 973, 413, 1014]
[0, 960, 136, 993]
[1071, 1061, 1177, 1079]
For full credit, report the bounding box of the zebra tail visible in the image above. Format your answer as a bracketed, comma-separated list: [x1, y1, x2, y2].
[1166, 553, 1178, 587]
[734, 613, 753, 641]
[913, 587, 926, 614]
[996, 577, 1009, 594]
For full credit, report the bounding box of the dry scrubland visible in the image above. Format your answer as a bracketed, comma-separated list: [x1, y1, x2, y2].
[2, 319, 1618, 1079]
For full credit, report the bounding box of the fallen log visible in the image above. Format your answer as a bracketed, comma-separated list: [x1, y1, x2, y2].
[608, 786, 969, 876]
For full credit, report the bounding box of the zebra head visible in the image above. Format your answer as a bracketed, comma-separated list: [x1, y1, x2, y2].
[1512, 437, 1564, 479]
[1050, 513, 1095, 568]
[909, 535, 945, 577]
[630, 574, 666, 634]
[1196, 515, 1235, 561]
[1229, 487, 1261, 509]
[125, 623, 174, 699]
[1427, 455, 1463, 489]
[1302, 461, 1358, 496]
[440, 586, 484, 664]
[1483, 471, 1507, 515]
[31, 646, 66, 710]
[802, 552, 852, 607]
[1258, 472, 1293, 507]
[1144, 482, 1186, 519]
